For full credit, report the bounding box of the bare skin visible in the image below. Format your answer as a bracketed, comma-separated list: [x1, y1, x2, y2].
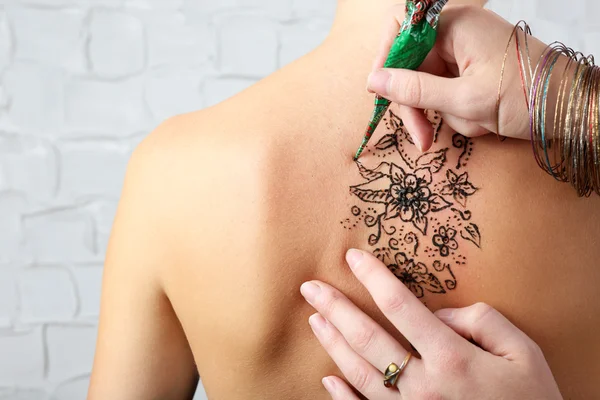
[88, 1, 600, 399]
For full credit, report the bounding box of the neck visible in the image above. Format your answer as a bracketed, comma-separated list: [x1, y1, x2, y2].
[329, 0, 400, 41]
[318, 1, 399, 72]
[330, 0, 486, 36]
[320, 0, 486, 67]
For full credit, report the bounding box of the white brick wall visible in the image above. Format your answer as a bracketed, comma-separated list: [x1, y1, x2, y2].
[0, 0, 597, 398]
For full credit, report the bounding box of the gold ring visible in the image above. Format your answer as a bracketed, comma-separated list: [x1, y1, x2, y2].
[383, 353, 412, 388]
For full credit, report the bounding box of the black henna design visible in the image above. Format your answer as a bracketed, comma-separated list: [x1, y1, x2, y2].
[441, 170, 478, 208]
[343, 110, 482, 298]
[388, 252, 446, 298]
[432, 226, 459, 257]
[428, 109, 443, 143]
[433, 260, 457, 291]
[452, 133, 470, 169]
[460, 223, 482, 249]
[404, 232, 419, 256]
[451, 207, 472, 221]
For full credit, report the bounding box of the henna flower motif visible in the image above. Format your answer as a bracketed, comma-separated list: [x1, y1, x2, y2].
[388, 252, 445, 298]
[441, 170, 478, 207]
[384, 165, 450, 235]
[432, 226, 459, 257]
[386, 169, 431, 221]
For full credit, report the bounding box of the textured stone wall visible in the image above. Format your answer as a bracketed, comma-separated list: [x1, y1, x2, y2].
[0, 0, 597, 398]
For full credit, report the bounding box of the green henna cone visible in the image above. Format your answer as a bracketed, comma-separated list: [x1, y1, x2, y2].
[354, 0, 447, 161]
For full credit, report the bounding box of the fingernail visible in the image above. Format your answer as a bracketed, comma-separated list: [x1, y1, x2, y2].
[309, 313, 327, 333]
[301, 282, 321, 304]
[367, 70, 390, 96]
[436, 308, 455, 321]
[410, 133, 423, 152]
[346, 249, 364, 269]
[322, 377, 336, 394]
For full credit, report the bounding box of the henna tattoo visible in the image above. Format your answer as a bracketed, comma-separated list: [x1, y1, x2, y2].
[451, 207, 472, 221]
[404, 232, 419, 256]
[460, 223, 482, 249]
[433, 260, 457, 291]
[343, 110, 482, 299]
[452, 133, 469, 169]
[432, 226, 458, 257]
[428, 109, 443, 143]
[441, 170, 478, 208]
[388, 252, 445, 298]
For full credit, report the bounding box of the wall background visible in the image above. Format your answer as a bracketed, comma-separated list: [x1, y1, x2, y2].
[0, 0, 596, 398]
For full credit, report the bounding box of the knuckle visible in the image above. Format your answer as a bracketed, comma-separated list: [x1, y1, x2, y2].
[480, 96, 498, 120]
[469, 302, 494, 325]
[419, 391, 445, 400]
[523, 338, 544, 360]
[318, 322, 341, 349]
[401, 73, 423, 107]
[456, 85, 479, 113]
[348, 365, 372, 392]
[469, 84, 497, 120]
[437, 347, 471, 376]
[348, 322, 377, 354]
[317, 287, 341, 316]
[380, 292, 409, 316]
[460, 123, 484, 138]
[351, 258, 373, 281]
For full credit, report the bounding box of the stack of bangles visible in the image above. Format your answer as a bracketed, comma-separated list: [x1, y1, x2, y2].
[498, 22, 600, 197]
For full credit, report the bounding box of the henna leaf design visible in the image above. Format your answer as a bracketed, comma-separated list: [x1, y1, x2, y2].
[389, 253, 446, 298]
[416, 149, 447, 173]
[388, 110, 404, 132]
[356, 161, 388, 181]
[460, 223, 481, 248]
[350, 187, 389, 203]
[375, 134, 398, 150]
[429, 194, 452, 212]
[412, 214, 428, 236]
[389, 109, 415, 144]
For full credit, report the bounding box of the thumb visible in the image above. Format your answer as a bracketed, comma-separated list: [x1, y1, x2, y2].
[435, 303, 538, 361]
[367, 69, 475, 120]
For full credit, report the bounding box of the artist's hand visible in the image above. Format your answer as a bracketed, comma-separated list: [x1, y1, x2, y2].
[368, 5, 547, 151]
[300, 249, 563, 400]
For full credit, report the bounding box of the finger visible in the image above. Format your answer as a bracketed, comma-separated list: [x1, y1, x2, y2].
[439, 112, 489, 138]
[301, 281, 411, 374]
[308, 313, 398, 400]
[416, 49, 450, 78]
[370, 16, 450, 95]
[367, 69, 479, 120]
[322, 376, 361, 400]
[397, 106, 434, 152]
[345, 249, 461, 357]
[432, 5, 477, 66]
[371, 4, 407, 71]
[435, 303, 538, 360]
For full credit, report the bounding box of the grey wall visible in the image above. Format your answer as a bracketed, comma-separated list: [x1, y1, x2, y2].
[0, 0, 596, 399]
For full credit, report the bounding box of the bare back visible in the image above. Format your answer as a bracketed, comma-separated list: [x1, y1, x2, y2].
[166, 26, 600, 400]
